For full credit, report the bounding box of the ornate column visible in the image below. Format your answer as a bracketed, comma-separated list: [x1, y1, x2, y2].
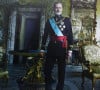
[7, 11, 17, 64]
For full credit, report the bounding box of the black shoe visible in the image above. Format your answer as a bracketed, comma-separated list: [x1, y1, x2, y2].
[16, 77, 24, 85]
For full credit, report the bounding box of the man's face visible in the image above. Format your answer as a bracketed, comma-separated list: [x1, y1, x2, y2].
[53, 3, 63, 16]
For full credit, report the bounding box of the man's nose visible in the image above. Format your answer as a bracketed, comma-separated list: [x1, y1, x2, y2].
[57, 9, 60, 11]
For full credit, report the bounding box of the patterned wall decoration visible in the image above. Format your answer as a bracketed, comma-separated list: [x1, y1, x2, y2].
[71, 0, 96, 44]
[96, 0, 100, 45]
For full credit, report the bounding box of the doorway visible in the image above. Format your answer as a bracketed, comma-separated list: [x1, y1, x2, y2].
[24, 18, 40, 50]
[13, 13, 41, 64]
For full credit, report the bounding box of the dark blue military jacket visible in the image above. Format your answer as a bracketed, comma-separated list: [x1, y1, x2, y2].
[42, 15, 73, 57]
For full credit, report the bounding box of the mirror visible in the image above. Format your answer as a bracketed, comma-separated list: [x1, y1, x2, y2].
[71, 0, 96, 45]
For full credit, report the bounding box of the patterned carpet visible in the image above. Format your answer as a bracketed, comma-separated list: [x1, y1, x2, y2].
[0, 64, 100, 90]
[65, 65, 100, 90]
[53, 65, 100, 90]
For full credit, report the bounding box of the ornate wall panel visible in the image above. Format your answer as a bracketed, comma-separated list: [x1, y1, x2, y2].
[71, 0, 96, 44]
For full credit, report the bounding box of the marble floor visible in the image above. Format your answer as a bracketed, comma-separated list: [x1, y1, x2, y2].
[0, 64, 100, 90]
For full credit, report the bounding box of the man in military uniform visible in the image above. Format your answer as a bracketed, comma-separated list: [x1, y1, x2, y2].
[41, 2, 73, 90]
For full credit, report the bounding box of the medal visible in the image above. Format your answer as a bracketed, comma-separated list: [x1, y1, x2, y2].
[63, 25, 66, 28]
[61, 22, 64, 25]
[59, 24, 66, 31]
[59, 25, 62, 28]
[55, 17, 66, 31]
[61, 28, 64, 31]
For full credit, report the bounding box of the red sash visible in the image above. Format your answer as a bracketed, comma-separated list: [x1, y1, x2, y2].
[51, 36, 67, 48]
